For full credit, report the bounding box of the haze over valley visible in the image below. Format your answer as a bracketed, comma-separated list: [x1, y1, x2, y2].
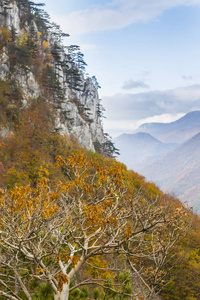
[114, 111, 200, 212]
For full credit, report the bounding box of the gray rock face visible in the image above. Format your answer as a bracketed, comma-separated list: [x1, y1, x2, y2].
[58, 77, 105, 151]
[1, 1, 21, 33]
[0, 0, 105, 152]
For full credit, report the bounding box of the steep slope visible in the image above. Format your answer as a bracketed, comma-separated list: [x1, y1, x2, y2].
[114, 132, 177, 169]
[1, 2, 200, 300]
[0, 0, 111, 154]
[136, 111, 200, 143]
[116, 112, 200, 211]
[139, 132, 200, 211]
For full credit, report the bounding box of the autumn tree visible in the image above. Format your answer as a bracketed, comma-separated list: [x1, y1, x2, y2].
[0, 26, 11, 51]
[0, 151, 190, 300]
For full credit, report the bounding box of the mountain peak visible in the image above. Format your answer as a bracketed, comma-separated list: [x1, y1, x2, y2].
[116, 132, 160, 141]
[139, 110, 200, 129]
[172, 110, 200, 127]
[136, 110, 200, 144]
[0, 0, 115, 156]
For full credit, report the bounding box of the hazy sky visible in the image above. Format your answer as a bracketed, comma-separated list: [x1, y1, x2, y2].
[37, 0, 200, 137]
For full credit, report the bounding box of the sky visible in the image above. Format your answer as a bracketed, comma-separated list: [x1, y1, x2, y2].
[36, 0, 200, 137]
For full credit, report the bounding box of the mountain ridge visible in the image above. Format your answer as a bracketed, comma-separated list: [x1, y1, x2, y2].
[116, 112, 200, 211]
[0, 0, 116, 156]
[139, 132, 200, 210]
[136, 110, 200, 143]
[0, 2, 200, 300]
[114, 131, 177, 169]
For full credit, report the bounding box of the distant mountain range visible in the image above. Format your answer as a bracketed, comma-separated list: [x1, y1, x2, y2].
[114, 111, 200, 212]
[114, 132, 177, 169]
[136, 110, 200, 143]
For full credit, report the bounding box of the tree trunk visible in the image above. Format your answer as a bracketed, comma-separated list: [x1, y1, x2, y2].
[54, 283, 70, 300]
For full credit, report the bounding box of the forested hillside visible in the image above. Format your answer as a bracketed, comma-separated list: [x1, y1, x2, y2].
[0, 0, 117, 156]
[0, 1, 200, 300]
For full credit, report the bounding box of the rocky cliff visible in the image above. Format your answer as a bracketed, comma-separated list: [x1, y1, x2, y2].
[0, 0, 107, 153]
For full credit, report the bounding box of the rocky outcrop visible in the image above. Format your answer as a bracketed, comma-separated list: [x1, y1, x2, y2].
[58, 77, 105, 150]
[0, 0, 105, 152]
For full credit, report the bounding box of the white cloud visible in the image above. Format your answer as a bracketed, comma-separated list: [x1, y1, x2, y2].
[122, 79, 149, 89]
[103, 113, 185, 138]
[136, 113, 185, 126]
[182, 75, 193, 80]
[103, 119, 139, 138]
[53, 0, 200, 35]
[168, 85, 200, 102]
[102, 85, 200, 136]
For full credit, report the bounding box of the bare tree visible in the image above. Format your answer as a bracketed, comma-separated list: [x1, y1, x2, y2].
[0, 152, 190, 300]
